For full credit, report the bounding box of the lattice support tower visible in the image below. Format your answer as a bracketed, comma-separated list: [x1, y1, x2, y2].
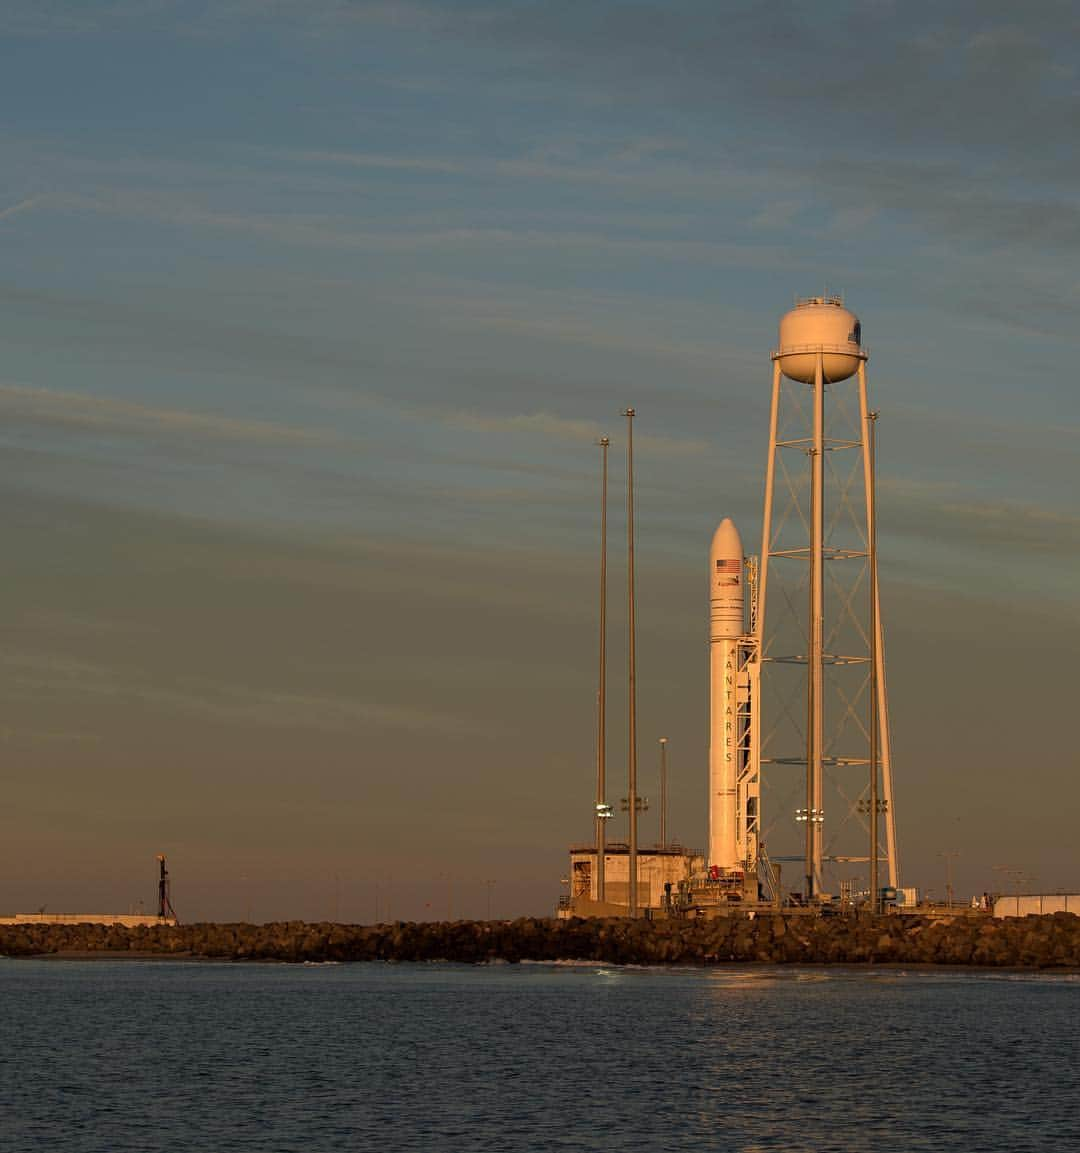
[755, 297, 899, 901]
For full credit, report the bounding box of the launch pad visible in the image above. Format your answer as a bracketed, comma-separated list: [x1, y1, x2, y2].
[561, 297, 899, 918]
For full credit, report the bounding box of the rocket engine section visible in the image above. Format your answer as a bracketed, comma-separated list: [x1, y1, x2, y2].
[709, 519, 746, 874]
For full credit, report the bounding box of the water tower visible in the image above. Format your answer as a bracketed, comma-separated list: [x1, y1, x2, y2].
[756, 297, 899, 901]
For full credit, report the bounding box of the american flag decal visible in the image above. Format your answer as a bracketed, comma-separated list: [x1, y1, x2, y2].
[715, 558, 741, 573]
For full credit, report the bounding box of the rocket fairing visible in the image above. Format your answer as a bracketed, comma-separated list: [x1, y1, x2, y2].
[709, 518, 745, 872]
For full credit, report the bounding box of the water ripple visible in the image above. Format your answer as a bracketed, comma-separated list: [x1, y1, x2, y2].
[1, 960, 1078, 1151]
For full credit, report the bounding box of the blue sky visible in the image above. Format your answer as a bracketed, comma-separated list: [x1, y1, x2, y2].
[1, 1, 1077, 918]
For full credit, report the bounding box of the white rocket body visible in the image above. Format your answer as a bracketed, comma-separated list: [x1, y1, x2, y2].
[709, 518, 745, 872]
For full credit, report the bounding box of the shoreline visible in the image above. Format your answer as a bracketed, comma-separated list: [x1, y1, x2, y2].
[9, 951, 1080, 976]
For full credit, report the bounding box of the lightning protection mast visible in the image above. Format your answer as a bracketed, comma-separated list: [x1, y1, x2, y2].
[594, 436, 611, 901]
[623, 408, 639, 917]
[756, 298, 899, 903]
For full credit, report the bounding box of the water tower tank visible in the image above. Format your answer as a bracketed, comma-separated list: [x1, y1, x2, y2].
[775, 296, 864, 383]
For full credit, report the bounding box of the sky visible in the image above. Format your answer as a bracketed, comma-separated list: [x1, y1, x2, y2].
[0, 1, 1078, 920]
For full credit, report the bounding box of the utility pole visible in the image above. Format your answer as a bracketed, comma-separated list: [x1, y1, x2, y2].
[939, 850, 960, 909]
[595, 436, 611, 902]
[623, 407, 639, 917]
[659, 737, 669, 849]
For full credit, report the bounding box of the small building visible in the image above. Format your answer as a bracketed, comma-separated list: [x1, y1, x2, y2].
[561, 843, 704, 916]
[993, 894, 1080, 918]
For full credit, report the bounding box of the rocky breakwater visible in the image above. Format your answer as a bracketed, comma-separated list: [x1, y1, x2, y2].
[2, 913, 1079, 967]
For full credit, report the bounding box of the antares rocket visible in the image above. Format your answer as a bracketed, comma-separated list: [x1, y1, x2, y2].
[708, 518, 757, 874]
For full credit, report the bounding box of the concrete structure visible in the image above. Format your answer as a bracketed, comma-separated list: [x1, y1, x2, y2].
[759, 296, 898, 900]
[562, 844, 701, 916]
[0, 913, 177, 927]
[993, 895, 1080, 918]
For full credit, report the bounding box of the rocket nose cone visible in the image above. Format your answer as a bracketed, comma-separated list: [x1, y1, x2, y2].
[710, 517, 743, 561]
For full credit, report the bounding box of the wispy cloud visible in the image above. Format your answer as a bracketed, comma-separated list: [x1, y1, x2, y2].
[57, 187, 793, 269]
[0, 724, 99, 746]
[4, 0, 446, 38]
[0, 382, 342, 447]
[0, 650, 484, 737]
[442, 409, 708, 458]
[296, 144, 762, 200]
[881, 476, 1080, 557]
[0, 196, 40, 222]
[423, 288, 765, 372]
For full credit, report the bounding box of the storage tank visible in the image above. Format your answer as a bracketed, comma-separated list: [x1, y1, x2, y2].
[775, 296, 865, 383]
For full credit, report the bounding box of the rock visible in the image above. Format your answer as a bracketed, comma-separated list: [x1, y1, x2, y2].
[3, 912, 1079, 968]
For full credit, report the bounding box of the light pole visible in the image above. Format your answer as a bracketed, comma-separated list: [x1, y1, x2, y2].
[939, 850, 960, 909]
[796, 807, 824, 899]
[858, 793, 888, 910]
[485, 879, 496, 920]
[595, 435, 610, 902]
[993, 864, 1034, 900]
[623, 407, 639, 916]
[659, 737, 669, 848]
[436, 872, 452, 921]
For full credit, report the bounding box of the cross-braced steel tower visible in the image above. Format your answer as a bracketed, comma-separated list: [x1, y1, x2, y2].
[157, 853, 178, 922]
[756, 297, 898, 901]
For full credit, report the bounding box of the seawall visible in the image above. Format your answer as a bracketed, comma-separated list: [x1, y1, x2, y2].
[2, 912, 1079, 967]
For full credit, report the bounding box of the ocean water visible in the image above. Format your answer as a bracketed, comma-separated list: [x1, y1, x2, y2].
[2, 959, 1078, 1152]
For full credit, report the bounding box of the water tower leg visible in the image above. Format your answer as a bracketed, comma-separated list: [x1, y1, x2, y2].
[857, 361, 899, 890]
[756, 362, 782, 646]
[810, 353, 825, 895]
[876, 592, 899, 887]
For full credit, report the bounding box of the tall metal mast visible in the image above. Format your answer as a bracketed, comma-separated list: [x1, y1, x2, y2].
[623, 407, 639, 917]
[659, 737, 668, 848]
[595, 436, 610, 902]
